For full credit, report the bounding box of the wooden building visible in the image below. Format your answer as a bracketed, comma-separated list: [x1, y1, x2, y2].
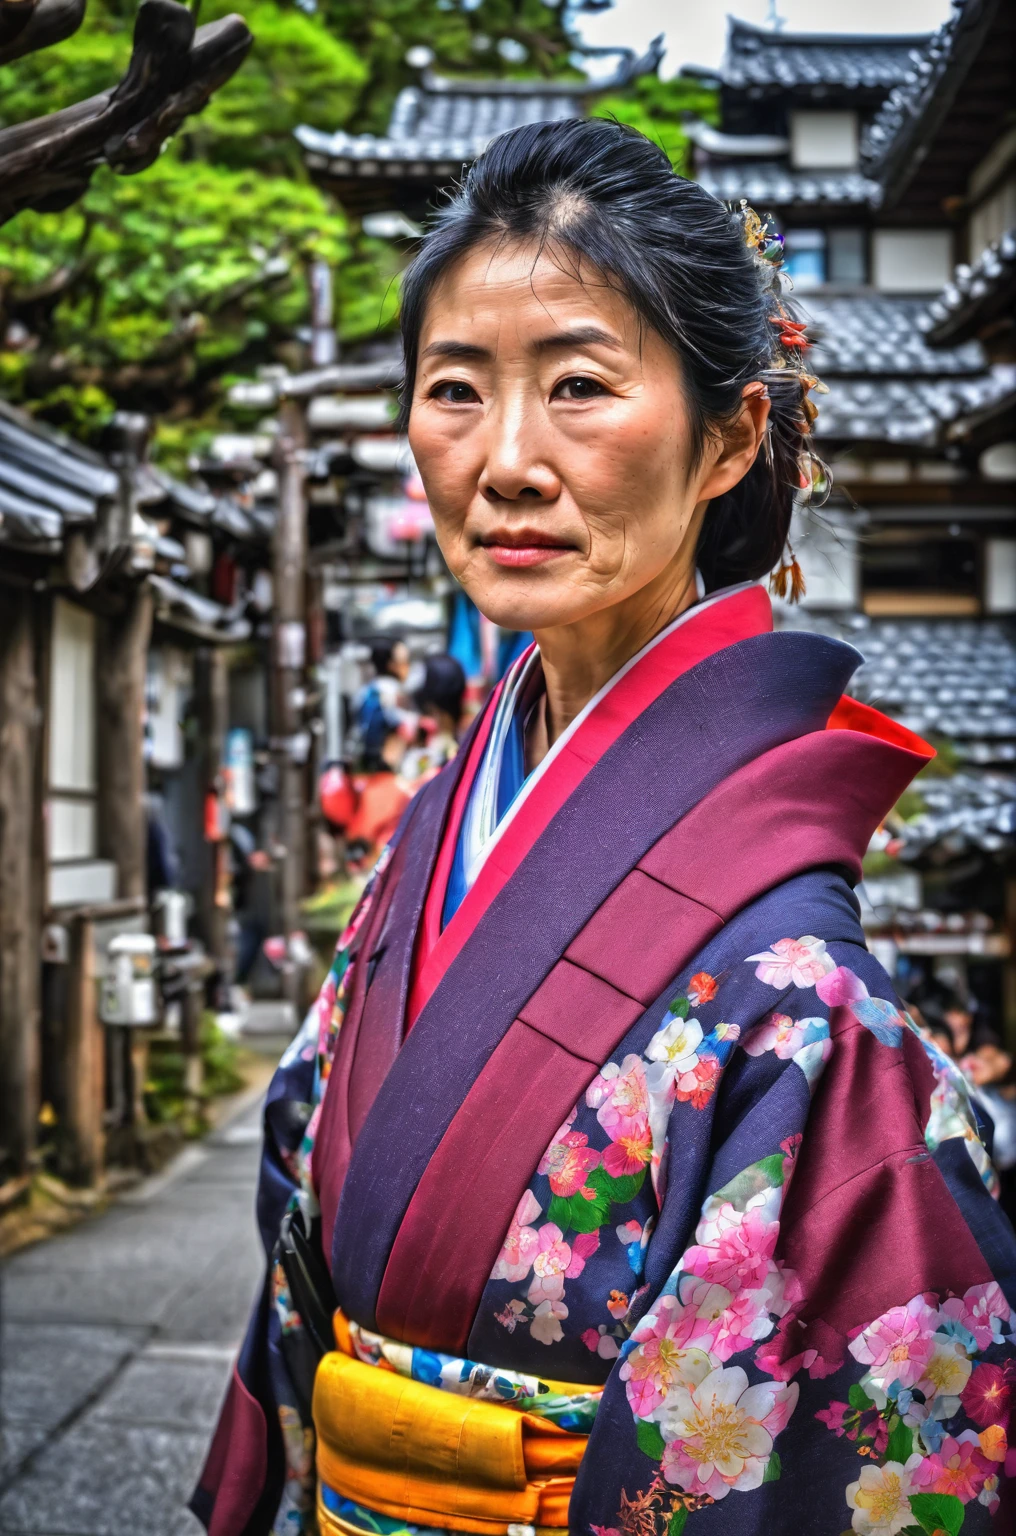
[0, 404, 277, 1187]
[682, 7, 1015, 1037]
[297, 39, 665, 218]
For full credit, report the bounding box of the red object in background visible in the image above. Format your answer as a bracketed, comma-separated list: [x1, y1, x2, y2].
[204, 789, 226, 841]
[210, 551, 237, 605]
[346, 773, 410, 854]
[319, 763, 357, 829]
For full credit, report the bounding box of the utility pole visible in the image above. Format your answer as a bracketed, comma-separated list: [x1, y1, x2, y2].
[271, 397, 310, 1020]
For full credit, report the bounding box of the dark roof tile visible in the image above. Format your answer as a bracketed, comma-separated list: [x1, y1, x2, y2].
[722, 19, 929, 91]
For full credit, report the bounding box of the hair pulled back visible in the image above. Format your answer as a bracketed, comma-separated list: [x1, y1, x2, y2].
[399, 116, 823, 593]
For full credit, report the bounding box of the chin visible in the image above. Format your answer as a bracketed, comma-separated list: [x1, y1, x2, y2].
[465, 585, 590, 633]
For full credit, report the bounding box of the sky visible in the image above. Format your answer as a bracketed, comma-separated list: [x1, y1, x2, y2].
[575, 0, 954, 78]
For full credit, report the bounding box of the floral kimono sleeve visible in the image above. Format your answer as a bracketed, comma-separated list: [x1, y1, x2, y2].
[193, 854, 389, 1536]
[558, 932, 1016, 1536]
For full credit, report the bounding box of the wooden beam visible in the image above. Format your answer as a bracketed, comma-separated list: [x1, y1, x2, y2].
[272, 399, 309, 1016]
[59, 916, 104, 1184]
[96, 585, 153, 902]
[0, 587, 41, 1180]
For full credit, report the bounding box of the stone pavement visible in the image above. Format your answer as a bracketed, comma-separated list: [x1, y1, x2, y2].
[0, 1097, 268, 1536]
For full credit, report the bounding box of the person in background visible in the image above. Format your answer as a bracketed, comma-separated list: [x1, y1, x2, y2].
[229, 820, 274, 985]
[356, 636, 415, 771]
[403, 653, 467, 783]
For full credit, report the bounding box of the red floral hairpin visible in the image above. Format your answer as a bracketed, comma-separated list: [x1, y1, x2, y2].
[770, 315, 810, 351]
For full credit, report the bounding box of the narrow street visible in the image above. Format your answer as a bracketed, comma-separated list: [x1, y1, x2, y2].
[0, 1096, 267, 1536]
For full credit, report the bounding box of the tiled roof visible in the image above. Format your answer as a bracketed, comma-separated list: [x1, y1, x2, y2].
[807, 617, 1016, 760]
[807, 297, 986, 376]
[861, 0, 995, 179]
[0, 401, 268, 562]
[720, 19, 929, 92]
[0, 402, 117, 547]
[921, 228, 1016, 345]
[796, 295, 1011, 446]
[695, 161, 878, 206]
[813, 372, 1016, 446]
[298, 40, 665, 176]
[892, 772, 1015, 859]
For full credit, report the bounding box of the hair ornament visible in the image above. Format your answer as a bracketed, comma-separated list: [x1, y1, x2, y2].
[738, 201, 784, 270]
[769, 315, 810, 351]
[770, 545, 807, 604]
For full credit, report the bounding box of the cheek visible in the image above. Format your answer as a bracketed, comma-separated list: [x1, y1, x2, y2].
[568, 406, 687, 554]
[409, 417, 476, 545]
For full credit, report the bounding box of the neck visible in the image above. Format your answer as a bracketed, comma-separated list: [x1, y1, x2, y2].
[527, 554, 699, 770]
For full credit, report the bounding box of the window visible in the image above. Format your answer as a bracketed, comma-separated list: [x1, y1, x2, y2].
[872, 230, 953, 293]
[48, 598, 97, 864]
[47, 599, 118, 906]
[782, 229, 826, 289]
[789, 111, 859, 170]
[861, 527, 979, 616]
[828, 227, 867, 285]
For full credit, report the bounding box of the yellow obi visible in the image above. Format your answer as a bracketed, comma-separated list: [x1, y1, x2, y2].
[313, 1310, 597, 1536]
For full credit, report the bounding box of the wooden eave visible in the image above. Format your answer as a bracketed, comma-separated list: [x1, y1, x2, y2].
[880, 2, 1015, 217]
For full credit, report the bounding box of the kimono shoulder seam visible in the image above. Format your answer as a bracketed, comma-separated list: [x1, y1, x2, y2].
[790, 1138, 929, 1222]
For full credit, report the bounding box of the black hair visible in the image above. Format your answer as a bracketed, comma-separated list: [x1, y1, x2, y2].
[369, 635, 404, 677]
[416, 652, 466, 724]
[398, 117, 816, 592]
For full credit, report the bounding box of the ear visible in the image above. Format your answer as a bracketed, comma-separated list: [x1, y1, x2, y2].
[694, 383, 772, 503]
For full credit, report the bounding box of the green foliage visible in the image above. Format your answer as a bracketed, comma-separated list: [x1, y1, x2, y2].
[144, 1013, 245, 1132]
[761, 1450, 781, 1482]
[666, 1510, 688, 1536]
[635, 1417, 666, 1460]
[0, 154, 352, 426]
[201, 1013, 246, 1098]
[885, 1416, 913, 1465]
[185, 0, 368, 174]
[0, 0, 673, 448]
[593, 74, 720, 174]
[908, 1492, 965, 1536]
[318, 0, 581, 135]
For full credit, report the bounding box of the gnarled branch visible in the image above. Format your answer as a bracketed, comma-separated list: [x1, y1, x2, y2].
[0, 0, 251, 224]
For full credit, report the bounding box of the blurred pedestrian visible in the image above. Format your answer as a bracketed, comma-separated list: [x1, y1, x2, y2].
[403, 653, 466, 781]
[355, 636, 416, 770]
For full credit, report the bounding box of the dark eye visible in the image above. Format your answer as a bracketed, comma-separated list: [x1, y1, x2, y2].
[553, 376, 608, 401]
[433, 380, 479, 403]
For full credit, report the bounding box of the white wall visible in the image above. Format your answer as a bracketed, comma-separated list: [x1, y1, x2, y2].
[789, 111, 859, 169]
[986, 539, 1016, 614]
[872, 229, 953, 293]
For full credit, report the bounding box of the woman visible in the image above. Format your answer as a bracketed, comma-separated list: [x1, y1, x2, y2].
[194, 120, 1016, 1536]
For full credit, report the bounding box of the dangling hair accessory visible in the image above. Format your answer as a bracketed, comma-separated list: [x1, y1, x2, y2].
[770, 543, 806, 603]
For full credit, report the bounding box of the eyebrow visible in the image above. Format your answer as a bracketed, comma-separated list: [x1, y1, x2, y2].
[419, 325, 623, 364]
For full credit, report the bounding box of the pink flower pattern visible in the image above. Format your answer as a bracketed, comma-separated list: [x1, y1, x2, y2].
[490, 1191, 542, 1283]
[476, 930, 1015, 1531]
[746, 935, 835, 989]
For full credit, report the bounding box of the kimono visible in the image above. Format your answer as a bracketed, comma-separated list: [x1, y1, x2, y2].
[193, 584, 1016, 1536]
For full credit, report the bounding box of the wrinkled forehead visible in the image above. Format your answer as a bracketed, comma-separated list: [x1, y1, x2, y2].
[419, 237, 645, 353]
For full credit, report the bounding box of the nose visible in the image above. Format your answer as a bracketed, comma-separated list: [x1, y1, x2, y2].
[477, 399, 561, 505]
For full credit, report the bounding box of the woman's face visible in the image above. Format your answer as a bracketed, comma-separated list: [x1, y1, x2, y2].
[408, 240, 765, 634]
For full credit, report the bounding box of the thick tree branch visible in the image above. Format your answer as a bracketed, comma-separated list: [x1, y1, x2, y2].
[0, 0, 85, 66]
[0, 0, 251, 224]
